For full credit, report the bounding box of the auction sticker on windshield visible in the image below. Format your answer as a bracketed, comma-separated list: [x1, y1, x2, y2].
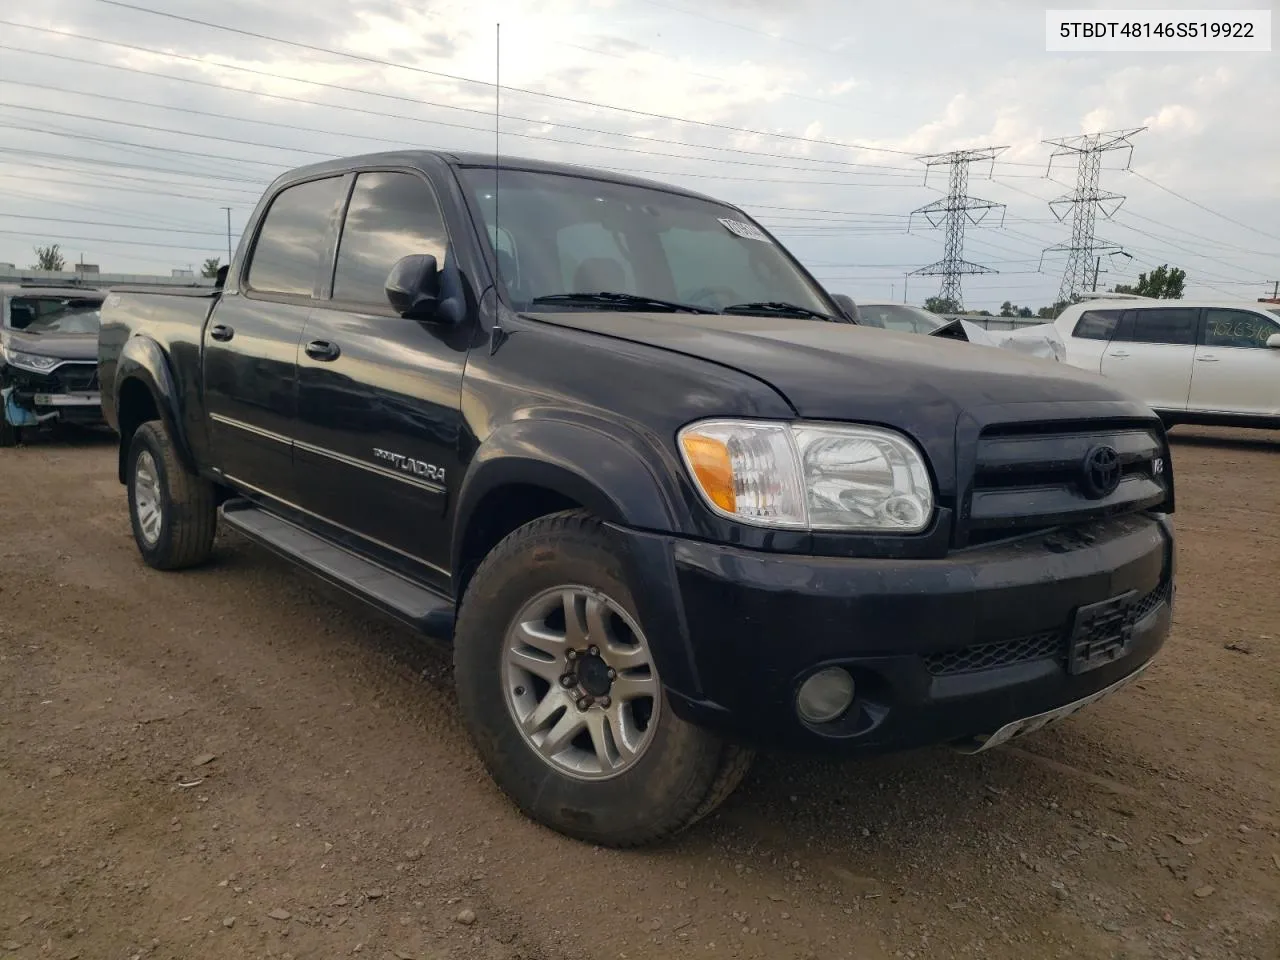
[718, 218, 771, 242]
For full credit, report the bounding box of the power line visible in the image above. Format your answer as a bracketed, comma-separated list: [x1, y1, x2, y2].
[0, 228, 223, 251]
[0, 78, 922, 180]
[1129, 170, 1280, 244]
[0, 33, 920, 177]
[0, 213, 233, 237]
[0, 123, 288, 172]
[90, 1, 923, 159]
[0, 146, 266, 185]
[0, 158, 261, 198]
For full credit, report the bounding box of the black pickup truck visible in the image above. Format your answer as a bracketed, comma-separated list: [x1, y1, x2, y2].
[99, 151, 1176, 847]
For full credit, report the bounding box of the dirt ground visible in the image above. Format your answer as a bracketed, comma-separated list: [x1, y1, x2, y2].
[1, 425, 1277, 960]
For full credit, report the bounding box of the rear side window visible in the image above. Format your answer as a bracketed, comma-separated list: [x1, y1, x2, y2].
[1203, 309, 1279, 348]
[1122, 308, 1198, 345]
[1071, 309, 1122, 340]
[247, 176, 346, 297]
[333, 172, 449, 307]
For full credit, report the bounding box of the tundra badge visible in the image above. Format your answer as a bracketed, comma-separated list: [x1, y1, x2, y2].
[373, 448, 446, 483]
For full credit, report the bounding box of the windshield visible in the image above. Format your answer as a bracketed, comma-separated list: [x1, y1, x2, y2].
[857, 304, 944, 334]
[459, 167, 834, 317]
[5, 296, 103, 335]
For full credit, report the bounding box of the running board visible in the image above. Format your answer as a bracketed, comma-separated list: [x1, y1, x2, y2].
[219, 499, 454, 640]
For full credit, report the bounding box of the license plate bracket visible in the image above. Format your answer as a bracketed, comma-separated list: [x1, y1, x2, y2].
[1068, 590, 1137, 675]
[33, 392, 101, 407]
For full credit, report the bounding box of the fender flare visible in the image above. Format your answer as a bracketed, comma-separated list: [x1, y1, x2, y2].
[450, 418, 682, 573]
[113, 335, 197, 481]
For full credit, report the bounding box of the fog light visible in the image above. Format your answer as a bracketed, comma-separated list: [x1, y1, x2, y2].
[796, 667, 855, 724]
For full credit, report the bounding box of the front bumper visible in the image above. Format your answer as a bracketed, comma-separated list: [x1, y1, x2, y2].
[2, 368, 103, 427]
[617, 512, 1174, 753]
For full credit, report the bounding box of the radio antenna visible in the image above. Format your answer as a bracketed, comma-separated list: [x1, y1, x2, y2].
[494, 22, 501, 285]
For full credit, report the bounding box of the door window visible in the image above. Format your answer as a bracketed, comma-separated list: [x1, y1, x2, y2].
[246, 176, 346, 297]
[1122, 308, 1198, 345]
[1202, 309, 1280, 349]
[332, 172, 449, 307]
[1071, 309, 1122, 340]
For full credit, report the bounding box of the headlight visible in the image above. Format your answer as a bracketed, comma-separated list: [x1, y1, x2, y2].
[1, 342, 61, 373]
[678, 418, 934, 533]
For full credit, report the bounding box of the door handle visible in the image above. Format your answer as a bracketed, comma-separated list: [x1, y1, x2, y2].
[305, 339, 341, 362]
[1196, 355, 1219, 362]
[209, 323, 235, 342]
[1109, 351, 1130, 358]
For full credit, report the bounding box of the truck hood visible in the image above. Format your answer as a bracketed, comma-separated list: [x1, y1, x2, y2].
[524, 311, 1150, 497]
[2, 329, 98, 362]
[525, 310, 1136, 417]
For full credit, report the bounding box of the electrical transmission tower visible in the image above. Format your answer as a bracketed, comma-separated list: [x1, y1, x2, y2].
[908, 147, 1008, 310]
[1040, 127, 1145, 303]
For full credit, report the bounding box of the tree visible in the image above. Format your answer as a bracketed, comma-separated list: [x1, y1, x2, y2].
[923, 296, 959, 314]
[1000, 301, 1036, 319]
[1112, 263, 1186, 299]
[1037, 300, 1072, 320]
[32, 243, 65, 271]
[201, 257, 222, 278]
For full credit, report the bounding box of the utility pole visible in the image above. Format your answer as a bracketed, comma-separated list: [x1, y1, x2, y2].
[221, 207, 233, 264]
[1039, 127, 1145, 303]
[907, 146, 1008, 311]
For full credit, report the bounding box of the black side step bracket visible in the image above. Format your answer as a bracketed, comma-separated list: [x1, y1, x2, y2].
[220, 499, 454, 640]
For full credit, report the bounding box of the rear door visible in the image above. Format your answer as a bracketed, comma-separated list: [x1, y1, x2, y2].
[293, 169, 470, 580]
[1062, 307, 1124, 373]
[1099, 307, 1199, 412]
[203, 174, 348, 501]
[1189, 308, 1280, 416]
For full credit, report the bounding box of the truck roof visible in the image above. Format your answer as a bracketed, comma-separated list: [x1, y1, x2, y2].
[269, 150, 729, 207]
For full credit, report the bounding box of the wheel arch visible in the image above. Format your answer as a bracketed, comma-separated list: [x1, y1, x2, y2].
[451, 419, 681, 601]
[113, 336, 195, 484]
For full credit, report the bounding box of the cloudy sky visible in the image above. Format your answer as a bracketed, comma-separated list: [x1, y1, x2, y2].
[0, 0, 1275, 312]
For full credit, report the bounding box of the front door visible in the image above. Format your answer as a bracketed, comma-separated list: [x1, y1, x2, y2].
[203, 174, 348, 501]
[1189, 308, 1280, 416]
[293, 170, 469, 583]
[1099, 307, 1199, 412]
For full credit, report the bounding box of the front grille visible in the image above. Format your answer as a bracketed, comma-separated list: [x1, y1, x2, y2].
[962, 421, 1170, 545]
[1131, 580, 1171, 622]
[925, 630, 1061, 676]
[924, 579, 1170, 677]
[51, 362, 98, 392]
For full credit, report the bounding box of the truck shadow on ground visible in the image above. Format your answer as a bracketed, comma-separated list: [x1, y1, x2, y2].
[1167, 427, 1280, 452]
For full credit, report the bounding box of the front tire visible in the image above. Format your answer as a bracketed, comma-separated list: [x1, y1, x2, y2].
[453, 510, 753, 847]
[126, 420, 217, 570]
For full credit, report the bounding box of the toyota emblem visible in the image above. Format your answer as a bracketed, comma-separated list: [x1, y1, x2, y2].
[1081, 444, 1121, 499]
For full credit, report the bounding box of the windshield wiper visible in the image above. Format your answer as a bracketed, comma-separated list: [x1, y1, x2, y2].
[529, 292, 718, 314]
[722, 301, 835, 321]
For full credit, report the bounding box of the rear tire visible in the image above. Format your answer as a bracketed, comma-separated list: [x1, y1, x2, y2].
[126, 420, 217, 570]
[453, 509, 753, 847]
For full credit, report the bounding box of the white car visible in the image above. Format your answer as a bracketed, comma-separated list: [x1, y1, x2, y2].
[854, 301, 947, 335]
[1054, 298, 1280, 427]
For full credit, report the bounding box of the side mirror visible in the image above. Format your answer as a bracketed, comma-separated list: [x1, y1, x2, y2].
[1267, 333, 1280, 349]
[830, 293, 860, 323]
[385, 254, 441, 319]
